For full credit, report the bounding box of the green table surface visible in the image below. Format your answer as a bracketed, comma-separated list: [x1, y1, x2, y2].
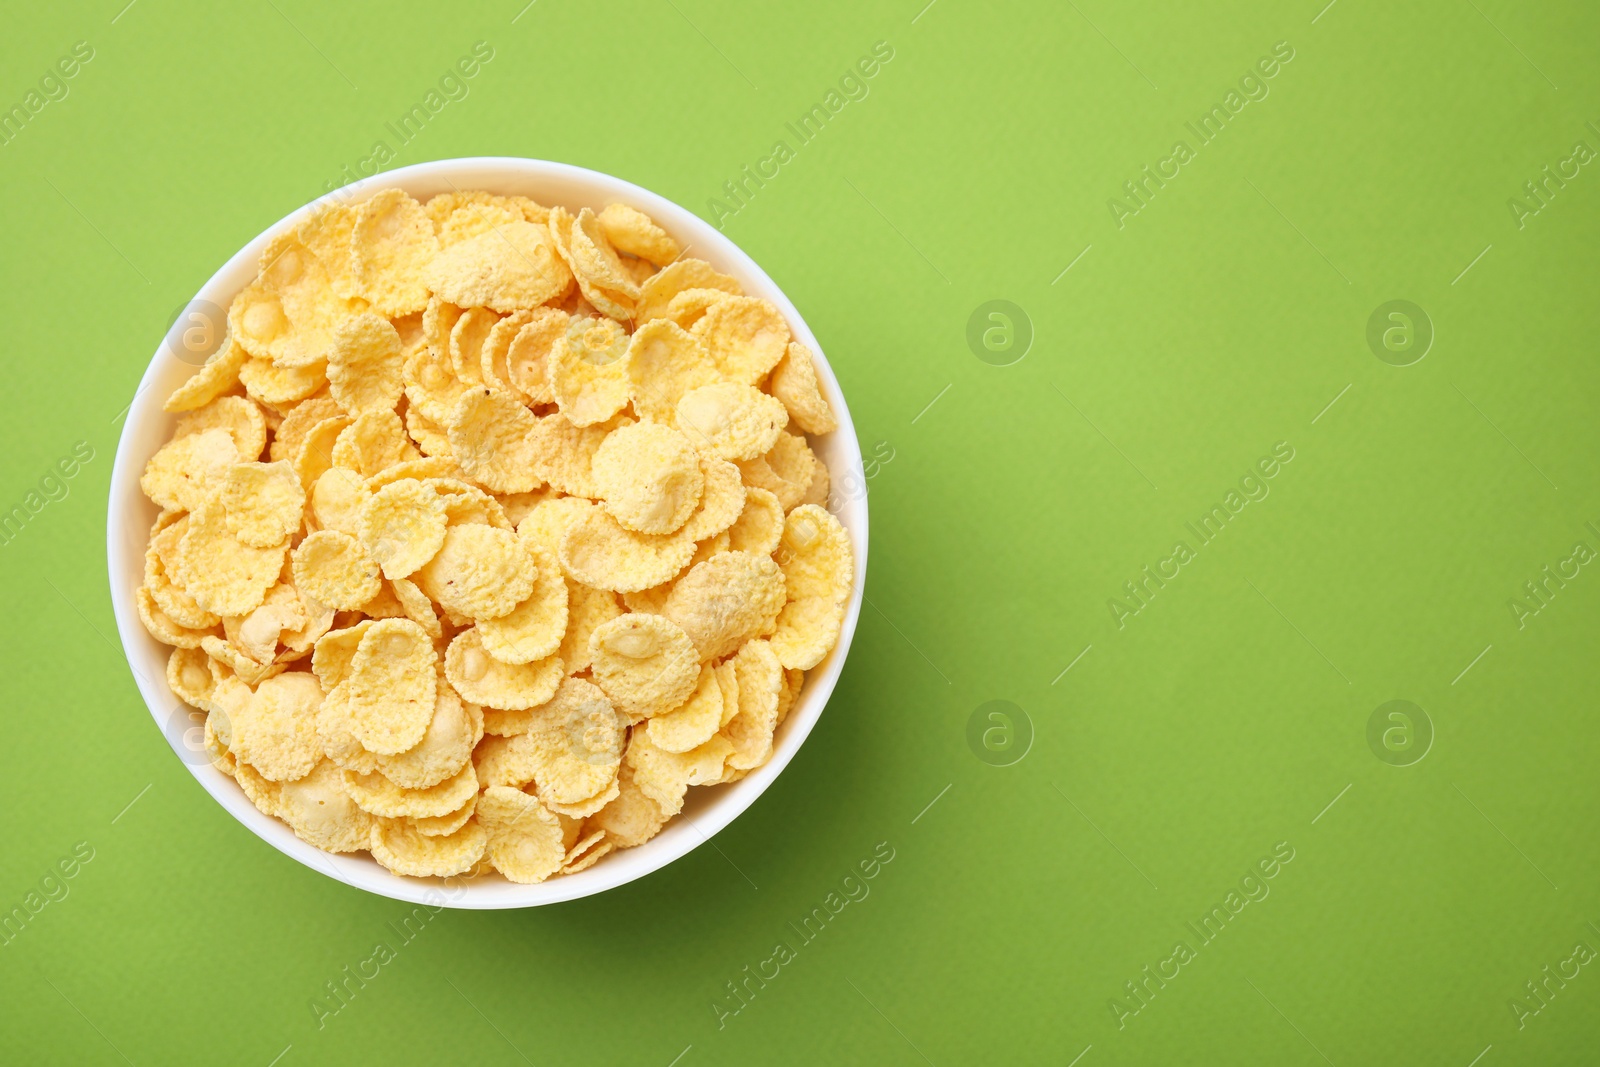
[3, 1, 1597, 1063]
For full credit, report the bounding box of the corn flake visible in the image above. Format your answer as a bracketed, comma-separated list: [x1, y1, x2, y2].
[328, 312, 405, 415]
[591, 422, 704, 535]
[445, 627, 563, 711]
[446, 388, 542, 494]
[597, 203, 681, 266]
[476, 785, 565, 883]
[292, 530, 381, 611]
[588, 614, 701, 719]
[357, 478, 447, 580]
[352, 188, 439, 316]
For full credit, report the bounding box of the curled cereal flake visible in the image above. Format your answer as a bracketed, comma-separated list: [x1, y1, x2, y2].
[560, 508, 697, 593]
[427, 478, 512, 530]
[147, 516, 218, 629]
[411, 789, 476, 837]
[313, 620, 373, 690]
[358, 479, 447, 580]
[592, 761, 669, 847]
[278, 760, 373, 852]
[414, 523, 536, 621]
[280, 583, 336, 655]
[168, 646, 217, 706]
[390, 577, 442, 638]
[624, 318, 720, 424]
[690, 296, 790, 385]
[327, 312, 405, 416]
[257, 230, 364, 366]
[724, 486, 783, 556]
[477, 785, 565, 884]
[375, 681, 479, 789]
[344, 618, 438, 755]
[269, 396, 341, 463]
[166, 337, 248, 413]
[521, 677, 625, 807]
[225, 582, 308, 664]
[404, 405, 452, 458]
[175, 395, 267, 463]
[799, 447, 830, 508]
[646, 665, 723, 753]
[176, 502, 286, 617]
[444, 627, 563, 710]
[137, 585, 216, 648]
[352, 188, 440, 316]
[663, 287, 735, 331]
[769, 505, 853, 670]
[314, 680, 376, 773]
[714, 659, 741, 727]
[638, 259, 742, 324]
[423, 294, 463, 357]
[664, 551, 786, 661]
[230, 671, 324, 782]
[220, 461, 304, 548]
[478, 547, 568, 665]
[505, 308, 567, 405]
[597, 203, 681, 266]
[561, 830, 613, 874]
[293, 415, 351, 492]
[626, 728, 732, 817]
[675, 382, 787, 462]
[527, 412, 631, 498]
[239, 356, 328, 408]
[367, 456, 459, 491]
[292, 530, 381, 610]
[592, 422, 704, 535]
[446, 389, 542, 494]
[724, 638, 782, 771]
[449, 306, 499, 387]
[737, 432, 814, 511]
[426, 220, 572, 312]
[141, 428, 239, 512]
[370, 815, 487, 877]
[777, 667, 804, 727]
[588, 614, 700, 719]
[295, 201, 360, 299]
[544, 778, 619, 820]
[678, 456, 745, 542]
[332, 408, 419, 478]
[201, 634, 285, 687]
[480, 309, 533, 398]
[769, 341, 837, 435]
[311, 468, 369, 535]
[550, 317, 631, 427]
[404, 333, 469, 425]
[568, 208, 639, 315]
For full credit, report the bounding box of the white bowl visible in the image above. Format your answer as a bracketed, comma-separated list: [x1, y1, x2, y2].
[107, 157, 868, 908]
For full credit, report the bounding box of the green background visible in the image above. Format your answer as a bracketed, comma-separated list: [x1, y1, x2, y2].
[2, 0, 1597, 1063]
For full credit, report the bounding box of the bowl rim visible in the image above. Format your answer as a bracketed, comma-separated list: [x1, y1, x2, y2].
[106, 156, 869, 909]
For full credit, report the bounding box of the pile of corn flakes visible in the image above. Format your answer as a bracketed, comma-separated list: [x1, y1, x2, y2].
[136, 190, 852, 883]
